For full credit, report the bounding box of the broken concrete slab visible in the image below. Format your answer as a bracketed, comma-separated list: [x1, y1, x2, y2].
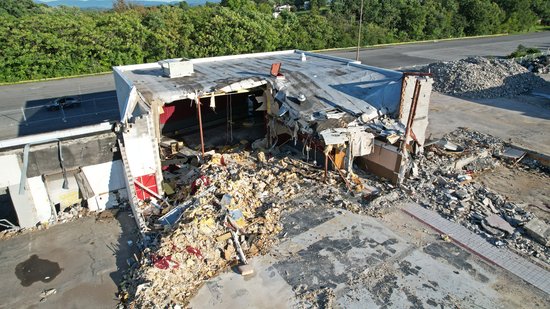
[449, 149, 490, 171]
[524, 218, 550, 246]
[485, 214, 515, 235]
[498, 147, 527, 162]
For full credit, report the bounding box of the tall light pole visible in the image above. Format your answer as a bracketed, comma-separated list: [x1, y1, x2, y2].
[355, 0, 364, 61]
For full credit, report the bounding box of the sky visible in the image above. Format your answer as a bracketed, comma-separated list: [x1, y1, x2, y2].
[34, 0, 205, 8]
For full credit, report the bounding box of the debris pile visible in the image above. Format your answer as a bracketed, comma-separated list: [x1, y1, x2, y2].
[56, 204, 88, 223]
[423, 57, 546, 98]
[519, 54, 550, 74]
[404, 128, 549, 263]
[120, 150, 358, 307]
[117, 130, 549, 306]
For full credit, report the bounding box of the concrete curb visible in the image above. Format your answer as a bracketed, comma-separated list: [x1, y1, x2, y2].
[402, 203, 550, 295]
[0, 71, 112, 87]
[310, 33, 511, 53]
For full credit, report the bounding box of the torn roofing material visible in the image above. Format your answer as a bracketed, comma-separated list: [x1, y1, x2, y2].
[114, 50, 404, 120]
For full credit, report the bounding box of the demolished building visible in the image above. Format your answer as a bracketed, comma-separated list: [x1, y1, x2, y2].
[0, 125, 125, 230]
[112, 50, 434, 234]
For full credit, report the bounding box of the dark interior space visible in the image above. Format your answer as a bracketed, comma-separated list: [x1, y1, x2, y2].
[161, 89, 267, 149]
[0, 188, 19, 230]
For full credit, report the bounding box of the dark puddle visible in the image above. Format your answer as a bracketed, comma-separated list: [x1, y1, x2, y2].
[15, 254, 62, 287]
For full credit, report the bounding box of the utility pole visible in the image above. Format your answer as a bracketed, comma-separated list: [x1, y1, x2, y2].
[355, 0, 364, 61]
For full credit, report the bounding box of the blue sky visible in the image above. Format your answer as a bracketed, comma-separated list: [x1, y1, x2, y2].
[37, 0, 178, 2]
[34, 0, 209, 8]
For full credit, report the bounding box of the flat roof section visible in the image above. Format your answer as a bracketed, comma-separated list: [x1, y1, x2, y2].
[115, 50, 404, 118]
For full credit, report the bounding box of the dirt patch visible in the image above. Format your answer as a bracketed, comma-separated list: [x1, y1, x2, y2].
[477, 165, 550, 221]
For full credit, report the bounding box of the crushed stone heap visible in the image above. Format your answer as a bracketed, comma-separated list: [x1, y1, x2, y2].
[423, 57, 546, 98]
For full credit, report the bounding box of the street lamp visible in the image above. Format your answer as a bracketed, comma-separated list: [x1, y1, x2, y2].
[355, 0, 364, 61]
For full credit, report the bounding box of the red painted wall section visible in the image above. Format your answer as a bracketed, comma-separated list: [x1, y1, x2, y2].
[134, 174, 158, 200]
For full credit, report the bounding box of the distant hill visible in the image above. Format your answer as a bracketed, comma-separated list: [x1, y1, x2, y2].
[34, 0, 216, 8]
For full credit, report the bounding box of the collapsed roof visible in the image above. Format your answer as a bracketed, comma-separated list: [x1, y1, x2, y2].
[113, 50, 404, 123]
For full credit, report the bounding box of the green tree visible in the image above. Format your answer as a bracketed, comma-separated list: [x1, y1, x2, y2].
[0, 0, 42, 17]
[459, 0, 503, 35]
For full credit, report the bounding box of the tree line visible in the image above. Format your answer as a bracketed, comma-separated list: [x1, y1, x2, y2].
[0, 0, 548, 83]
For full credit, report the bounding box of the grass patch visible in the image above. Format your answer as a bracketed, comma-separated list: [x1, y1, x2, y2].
[508, 44, 541, 58]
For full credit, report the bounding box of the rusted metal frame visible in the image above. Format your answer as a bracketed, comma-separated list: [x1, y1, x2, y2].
[268, 117, 351, 188]
[324, 154, 329, 180]
[398, 72, 432, 119]
[397, 79, 422, 184]
[196, 96, 205, 157]
[402, 79, 422, 153]
[326, 151, 353, 191]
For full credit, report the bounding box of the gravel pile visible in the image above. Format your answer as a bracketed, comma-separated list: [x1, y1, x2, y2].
[423, 57, 546, 98]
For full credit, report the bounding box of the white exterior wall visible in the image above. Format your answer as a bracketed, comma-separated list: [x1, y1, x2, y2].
[27, 176, 52, 223]
[0, 155, 21, 187]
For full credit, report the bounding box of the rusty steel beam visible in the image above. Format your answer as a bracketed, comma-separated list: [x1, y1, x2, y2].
[196, 97, 205, 157]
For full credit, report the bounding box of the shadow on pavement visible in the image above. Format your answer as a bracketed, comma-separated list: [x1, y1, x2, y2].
[16, 90, 119, 138]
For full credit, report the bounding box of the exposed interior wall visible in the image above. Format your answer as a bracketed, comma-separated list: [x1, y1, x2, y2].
[81, 160, 127, 211]
[123, 116, 162, 201]
[398, 75, 434, 146]
[81, 160, 126, 195]
[356, 140, 402, 184]
[159, 91, 264, 146]
[44, 171, 80, 210]
[359, 75, 433, 183]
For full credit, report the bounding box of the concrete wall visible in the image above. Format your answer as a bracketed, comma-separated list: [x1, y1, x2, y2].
[0, 131, 127, 228]
[44, 172, 80, 209]
[24, 133, 119, 178]
[0, 155, 21, 187]
[113, 68, 133, 121]
[9, 183, 38, 228]
[82, 160, 127, 211]
[81, 160, 126, 195]
[398, 75, 433, 146]
[27, 176, 52, 223]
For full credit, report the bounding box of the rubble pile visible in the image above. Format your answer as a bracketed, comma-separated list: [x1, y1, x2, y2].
[404, 128, 549, 263]
[120, 150, 349, 307]
[519, 54, 550, 74]
[423, 57, 546, 98]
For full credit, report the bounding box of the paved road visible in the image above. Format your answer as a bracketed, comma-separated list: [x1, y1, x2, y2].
[0, 74, 118, 140]
[324, 31, 550, 69]
[0, 32, 549, 140]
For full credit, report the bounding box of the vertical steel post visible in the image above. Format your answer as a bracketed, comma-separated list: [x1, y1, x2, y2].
[355, 0, 364, 61]
[324, 152, 329, 180]
[196, 97, 205, 157]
